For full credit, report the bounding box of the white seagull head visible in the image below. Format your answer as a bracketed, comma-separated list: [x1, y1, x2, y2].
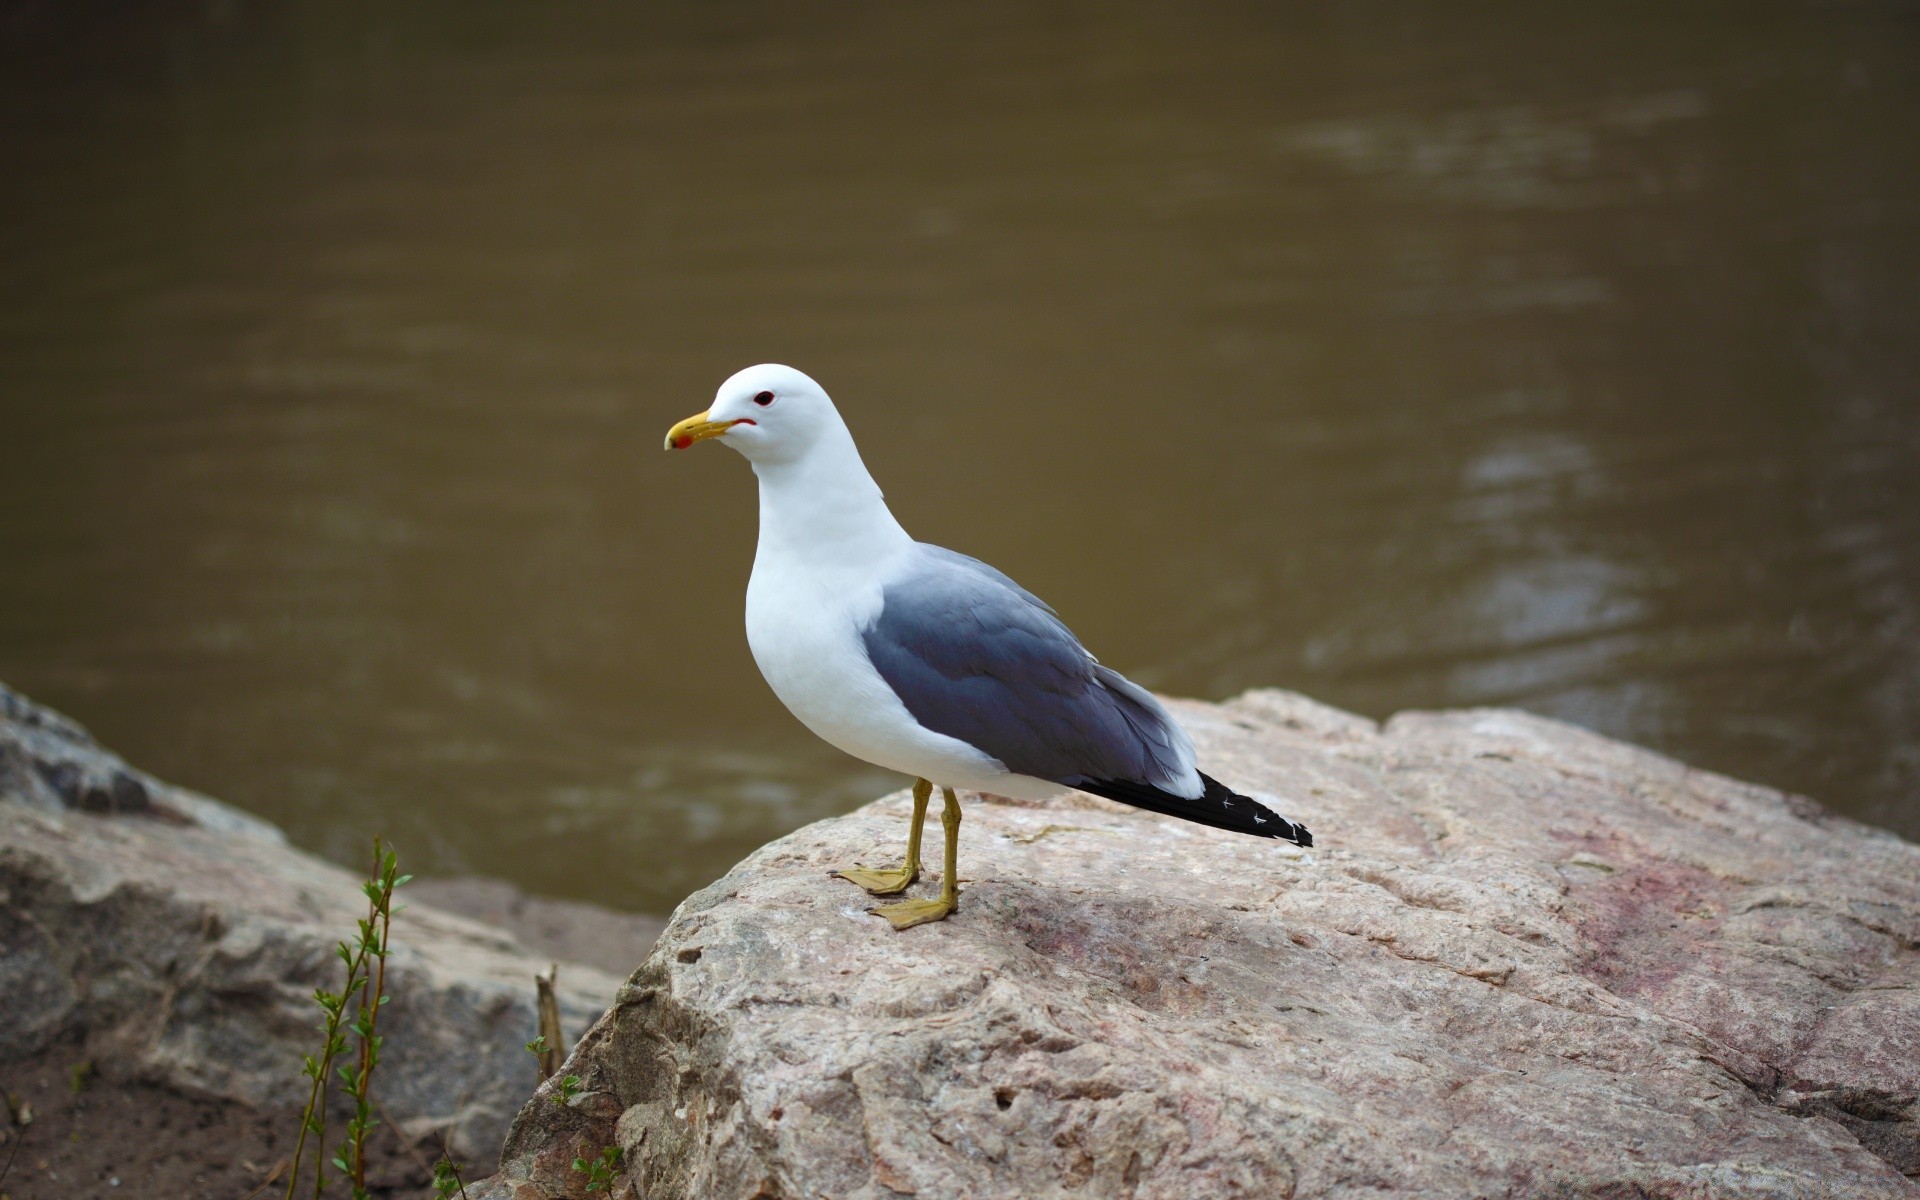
[665, 363, 839, 466]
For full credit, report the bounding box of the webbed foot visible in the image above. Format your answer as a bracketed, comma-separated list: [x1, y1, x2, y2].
[870, 893, 956, 930]
[835, 864, 918, 896]
[833, 778, 932, 897]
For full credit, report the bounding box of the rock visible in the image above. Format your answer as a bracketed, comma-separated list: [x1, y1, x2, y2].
[477, 690, 1920, 1199]
[0, 682, 655, 1169]
[408, 878, 669, 980]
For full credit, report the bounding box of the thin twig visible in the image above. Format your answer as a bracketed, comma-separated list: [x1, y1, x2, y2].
[534, 964, 565, 1080]
[281, 1072, 315, 1200]
[236, 1156, 289, 1200]
[374, 1098, 435, 1178]
[351, 844, 398, 1194]
[0, 1120, 26, 1192]
[309, 930, 370, 1200]
[286, 853, 378, 1200]
[430, 1128, 472, 1200]
[331, 839, 408, 1200]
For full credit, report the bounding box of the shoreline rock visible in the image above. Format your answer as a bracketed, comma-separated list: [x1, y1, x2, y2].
[477, 690, 1920, 1199]
[0, 682, 666, 1185]
[407, 877, 668, 981]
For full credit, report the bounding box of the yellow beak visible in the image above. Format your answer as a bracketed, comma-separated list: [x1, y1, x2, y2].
[664, 410, 746, 451]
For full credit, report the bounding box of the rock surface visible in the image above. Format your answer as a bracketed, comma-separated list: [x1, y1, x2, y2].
[0, 683, 653, 1168]
[408, 877, 669, 980]
[478, 690, 1920, 1199]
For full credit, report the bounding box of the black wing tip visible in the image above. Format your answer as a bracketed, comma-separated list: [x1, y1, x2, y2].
[1232, 806, 1315, 847]
[1253, 813, 1314, 848]
[1200, 773, 1314, 847]
[1073, 774, 1316, 847]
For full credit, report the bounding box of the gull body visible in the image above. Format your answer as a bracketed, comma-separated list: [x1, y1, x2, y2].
[667, 363, 1311, 927]
[747, 536, 1040, 800]
[735, 377, 1074, 801]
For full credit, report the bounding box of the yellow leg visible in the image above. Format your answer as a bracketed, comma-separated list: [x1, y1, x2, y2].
[873, 787, 961, 930]
[835, 778, 929, 895]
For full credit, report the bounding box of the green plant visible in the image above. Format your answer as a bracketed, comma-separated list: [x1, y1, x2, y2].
[550, 1073, 583, 1107]
[285, 838, 410, 1200]
[432, 1154, 470, 1199]
[524, 1035, 549, 1060]
[425, 1126, 470, 1200]
[572, 1145, 621, 1193]
[286, 920, 364, 1197]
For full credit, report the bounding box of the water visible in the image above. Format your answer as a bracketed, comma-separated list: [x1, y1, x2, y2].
[3, 3, 1916, 914]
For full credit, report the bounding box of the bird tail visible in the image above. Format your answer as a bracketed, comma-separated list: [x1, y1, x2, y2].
[1072, 773, 1313, 847]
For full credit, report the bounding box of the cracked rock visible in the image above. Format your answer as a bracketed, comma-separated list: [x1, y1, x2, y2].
[0, 683, 633, 1168]
[475, 689, 1920, 1198]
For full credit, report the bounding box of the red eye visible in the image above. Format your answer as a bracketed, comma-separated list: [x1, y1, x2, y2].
[753, 391, 775, 406]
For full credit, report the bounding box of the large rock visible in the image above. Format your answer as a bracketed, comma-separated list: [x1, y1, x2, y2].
[478, 690, 1920, 1199]
[0, 683, 632, 1165]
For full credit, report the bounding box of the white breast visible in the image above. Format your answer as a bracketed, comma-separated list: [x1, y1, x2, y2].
[744, 552, 1011, 790]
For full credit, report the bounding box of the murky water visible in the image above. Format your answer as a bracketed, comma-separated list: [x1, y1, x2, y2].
[4, 3, 1917, 913]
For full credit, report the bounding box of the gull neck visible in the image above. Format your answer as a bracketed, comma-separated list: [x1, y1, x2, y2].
[751, 421, 912, 574]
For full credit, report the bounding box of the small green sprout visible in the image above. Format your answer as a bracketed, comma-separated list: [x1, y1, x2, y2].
[550, 1074, 583, 1106]
[433, 1154, 469, 1199]
[572, 1145, 622, 1193]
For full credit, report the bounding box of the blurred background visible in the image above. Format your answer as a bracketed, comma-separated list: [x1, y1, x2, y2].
[2, 2, 1916, 914]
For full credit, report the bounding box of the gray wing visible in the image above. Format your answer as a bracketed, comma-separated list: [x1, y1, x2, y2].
[860, 544, 1196, 792]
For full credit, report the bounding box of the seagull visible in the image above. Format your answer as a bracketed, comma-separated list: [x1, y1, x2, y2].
[666, 364, 1312, 929]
